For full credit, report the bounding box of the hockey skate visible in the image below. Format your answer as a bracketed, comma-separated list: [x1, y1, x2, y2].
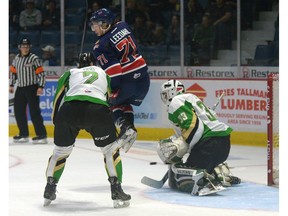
[43, 177, 57, 206]
[117, 118, 137, 153]
[108, 177, 131, 208]
[192, 170, 226, 196]
[214, 162, 241, 187]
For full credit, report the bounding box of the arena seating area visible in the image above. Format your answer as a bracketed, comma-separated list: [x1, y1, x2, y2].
[9, 0, 279, 66]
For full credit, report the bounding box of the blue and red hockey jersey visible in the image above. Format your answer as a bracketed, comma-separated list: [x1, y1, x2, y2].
[92, 21, 148, 91]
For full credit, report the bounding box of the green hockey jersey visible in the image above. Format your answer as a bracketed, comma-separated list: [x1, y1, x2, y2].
[168, 93, 233, 150]
[52, 66, 111, 120]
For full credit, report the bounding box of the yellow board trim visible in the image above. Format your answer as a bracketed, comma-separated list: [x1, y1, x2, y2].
[9, 124, 267, 147]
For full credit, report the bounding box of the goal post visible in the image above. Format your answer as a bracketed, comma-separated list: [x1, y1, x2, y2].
[267, 73, 279, 186]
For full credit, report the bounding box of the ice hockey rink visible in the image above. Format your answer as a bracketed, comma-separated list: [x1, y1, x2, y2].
[8, 138, 284, 216]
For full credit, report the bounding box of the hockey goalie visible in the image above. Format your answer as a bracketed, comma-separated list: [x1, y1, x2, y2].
[157, 80, 241, 196]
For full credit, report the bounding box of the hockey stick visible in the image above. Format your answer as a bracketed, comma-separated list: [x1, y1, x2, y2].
[212, 91, 225, 111]
[141, 170, 169, 189]
[141, 92, 225, 189]
[79, 0, 89, 54]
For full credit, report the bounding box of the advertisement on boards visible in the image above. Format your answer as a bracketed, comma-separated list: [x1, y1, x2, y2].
[134, 79, 268, 133]
[43, 66, 278, 79]
[9, 79, 269, 134]
[9, 80, 57, 123]
[37, 80, 57, 121]
[185, 66, 237, 78]
[185, 66, 278, 79]
[133, 83, 166, 127]
[147, 66, 181, 77]
[241, 66, 279, 79]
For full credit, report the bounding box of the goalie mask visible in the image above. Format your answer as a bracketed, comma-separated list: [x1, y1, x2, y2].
[160, 80, 185, 109]
[157, 136, 188, 164]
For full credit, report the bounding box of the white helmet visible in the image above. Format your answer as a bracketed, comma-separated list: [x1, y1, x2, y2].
[160, 80, 185, 107]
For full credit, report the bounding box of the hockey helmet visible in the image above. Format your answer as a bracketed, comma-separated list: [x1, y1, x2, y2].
[90, 8, 116, 25]
[78, 52, 95, 68]
[160, 80, 185, 107]
[19, 38, 31, 45]
[18, 38, 32, 49]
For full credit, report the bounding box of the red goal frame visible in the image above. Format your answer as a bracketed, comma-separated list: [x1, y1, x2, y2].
[267, 73, 279, 186]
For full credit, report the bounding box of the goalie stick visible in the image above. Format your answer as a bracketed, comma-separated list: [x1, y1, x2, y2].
[212, 91, 225, 111]
[141, 92, 225, 189]
[141, 169, 169, 189]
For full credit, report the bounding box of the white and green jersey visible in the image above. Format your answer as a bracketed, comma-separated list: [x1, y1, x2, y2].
[168, 93, 233, 150]
[52, 66, 111, 120]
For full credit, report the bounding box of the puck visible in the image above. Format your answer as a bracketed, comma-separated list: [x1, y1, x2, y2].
[149, 162, 157, 165]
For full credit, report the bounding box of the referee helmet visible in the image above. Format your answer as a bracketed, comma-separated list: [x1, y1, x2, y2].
[19, 38, 31, 45]
[18, 38, 32, 48]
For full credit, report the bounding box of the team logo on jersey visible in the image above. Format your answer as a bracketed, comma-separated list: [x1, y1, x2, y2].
[93, 42, 99, 49]
[133, 73, 141, 79]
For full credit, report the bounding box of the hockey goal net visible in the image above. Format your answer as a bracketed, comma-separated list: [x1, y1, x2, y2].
[267, 73, 279, 186]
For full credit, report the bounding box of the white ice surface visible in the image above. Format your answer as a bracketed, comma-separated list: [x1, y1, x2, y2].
[9, 138, 280, 216]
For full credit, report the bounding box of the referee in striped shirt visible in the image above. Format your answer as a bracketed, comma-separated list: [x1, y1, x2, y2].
[9, 38, 47, 144]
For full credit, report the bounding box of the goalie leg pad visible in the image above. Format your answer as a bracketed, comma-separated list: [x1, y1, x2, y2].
[168, 164, 193, 192]
[176, 175, 194, 193]
[168, 165, 177, 189]
[171, 163, 205, 194]
[171, 163, 225, 196]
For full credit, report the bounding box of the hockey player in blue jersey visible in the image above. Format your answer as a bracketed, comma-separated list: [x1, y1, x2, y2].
[89, 8, 150, 153]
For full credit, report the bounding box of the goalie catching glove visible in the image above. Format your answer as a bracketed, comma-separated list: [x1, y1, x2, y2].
[157, 136, 188, 164]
